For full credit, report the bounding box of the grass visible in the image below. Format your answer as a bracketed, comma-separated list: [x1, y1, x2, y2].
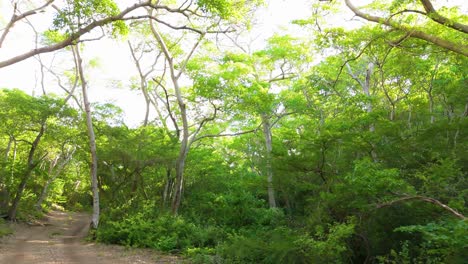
[0, 219, 13, 238]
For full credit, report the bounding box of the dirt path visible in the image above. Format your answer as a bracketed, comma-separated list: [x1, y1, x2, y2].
[0, 211, 182, 264]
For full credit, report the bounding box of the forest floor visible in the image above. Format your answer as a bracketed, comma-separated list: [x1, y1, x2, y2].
[0, 211, 182, 264]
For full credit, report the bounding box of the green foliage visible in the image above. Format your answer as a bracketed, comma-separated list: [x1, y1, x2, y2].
[196, 0, 263, 20]
[2, 1, 467, 263]
[0, 219, 13, 238]
[219, 220, 355, 264]
[393, 220, 468, 262]
[52, 0, 128, 37]
[97, 206, 225, 253]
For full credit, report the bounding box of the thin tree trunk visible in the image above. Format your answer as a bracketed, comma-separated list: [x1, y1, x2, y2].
[35, 150, 73, 209]
[0, 136, 13, 211]
[4, 136, 12, 161]
[347, 62, 377, 161]
[408, 106, 412, 129]
[75, 45, 99, 229]
[171, 97, 189, 214]
[162, 167, 173, 208]
[149, 15, 205, 215]
[262, 114, 276, 208]
[8, 123, 46, 220]
[429, 93, 435, 124]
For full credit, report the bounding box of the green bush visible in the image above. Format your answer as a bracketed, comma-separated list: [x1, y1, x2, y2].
[97, 211, 225, 253]
[0, 219, 13, 238]
[392, 220, 468, 263]
[218, 220, 355, 264]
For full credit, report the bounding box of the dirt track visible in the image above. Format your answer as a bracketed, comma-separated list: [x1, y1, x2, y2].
[0, 211, 181, 264]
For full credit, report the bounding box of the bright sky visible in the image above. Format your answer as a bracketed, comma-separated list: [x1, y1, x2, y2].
[0, 0, 312, 127]
[0, 0, 465, 126]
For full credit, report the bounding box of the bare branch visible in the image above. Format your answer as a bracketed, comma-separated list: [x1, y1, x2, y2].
[0, 0, 55, 48]
[152, 76, 180, 138]
[0, 1, 152, 68]
[176, 33, 205, 80]
[377, 195, 466, 220]
[193, 123, 262, 142]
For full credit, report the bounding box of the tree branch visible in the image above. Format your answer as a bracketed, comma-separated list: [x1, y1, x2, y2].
[419, 0, 468, 34]
[0, 0, 55, 48]
[0, 1, 152, 68]
[193, 123, 262, 142]
[377, 195, 466, 220]
[344, 0, 468, 57]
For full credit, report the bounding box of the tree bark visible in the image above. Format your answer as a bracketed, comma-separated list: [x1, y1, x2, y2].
[149, 15, 205, 215]
[171, 78, 190, 215]
[35, 150, 73, 209]
[377, 195, 466, 220]
[344, 0, 468, 57]
[262, 114, 277, 208]
[75, 45, 100, 229]
[0, 1, 155, 68]
[8, 123, 46, 220]
[419, 0, 468, 34]
[0, 136, 14, 211]
[346, 62, 378, 161]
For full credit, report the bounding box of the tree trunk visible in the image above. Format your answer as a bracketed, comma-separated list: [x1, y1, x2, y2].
[35, 151, 72, 209]
[162, 167, 174, 208]
[75, 45, 100, 229]
[262, 114, 276, 208]
[0, 136, 13, 211]
[429, 93, 435, 124]
[171, 98, 189, 215]
[347, 62, 377, 161]
[149, 17, 205, 215]
[35, 157, 59, 209]
[8, 123, 46, 220]
[4, 135, 12, 161]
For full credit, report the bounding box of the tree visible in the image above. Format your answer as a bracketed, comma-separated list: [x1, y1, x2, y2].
[188, 35, 311, 208]
[342, 0, 468, 56]
[0, 89, 73, 219]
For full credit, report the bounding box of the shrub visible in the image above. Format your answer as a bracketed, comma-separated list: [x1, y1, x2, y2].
[97, 212, 225, 253]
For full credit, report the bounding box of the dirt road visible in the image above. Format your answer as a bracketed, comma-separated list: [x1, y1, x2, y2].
[0, 211, 181, 264]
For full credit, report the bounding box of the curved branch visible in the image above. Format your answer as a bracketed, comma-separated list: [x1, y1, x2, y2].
[0, 0, 55, 48]
[0, 1, 152, 68]
[419, 0, 468, 34]
[344, 0, 468, 57]
[193, 124, 262, 142]
[377, 195, 466, 220]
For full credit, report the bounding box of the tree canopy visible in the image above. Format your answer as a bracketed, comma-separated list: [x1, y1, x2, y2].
[0, 0, 466, 263]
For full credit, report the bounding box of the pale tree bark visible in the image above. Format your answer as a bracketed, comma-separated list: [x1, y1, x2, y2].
[128, 41, 161, 126]
[0, 1, 151, 68]
[35, 156, 60, 209]
[424, 61, 440, 124]
[0, 0, 55, 48]
[377, 195, 466, 220]
[343, 0, 468, 57]
[74, 45, 99, 229]
[346, 62, 378, 161]
[35, 147, 75, 209]
[128, 40, 169, 198]
[149, 13, 207, 215]
[378, 64, 408, 121]
[261, 114, 277, 208]
[8, 123, 47, 220]
[418, 0, 468, 34]
[0, 1, 211, 68]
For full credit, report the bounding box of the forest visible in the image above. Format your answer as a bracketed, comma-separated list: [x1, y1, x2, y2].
[0, 0, 467, 263]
